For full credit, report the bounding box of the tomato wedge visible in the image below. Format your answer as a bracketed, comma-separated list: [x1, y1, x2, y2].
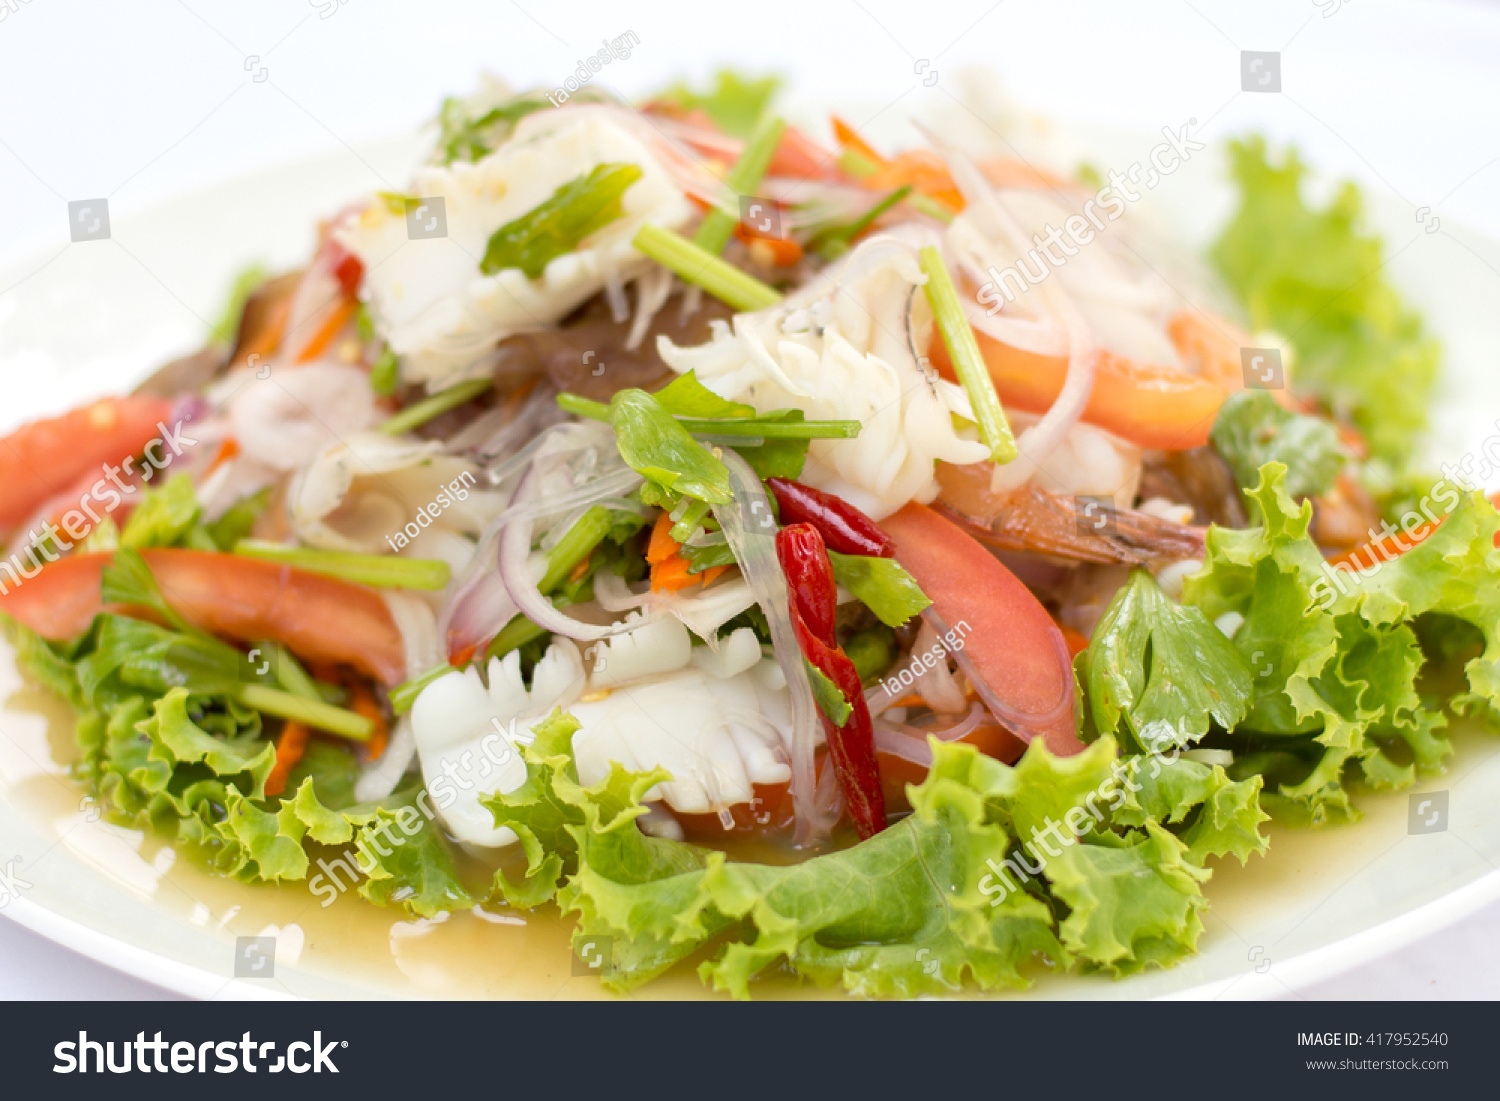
[0, 396, 174, 533]
[878, 503, 1083, 756]
[928, 328, 1228, 451]
[0, 549, 407, 686]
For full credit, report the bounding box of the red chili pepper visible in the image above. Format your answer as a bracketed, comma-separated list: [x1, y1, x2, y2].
[767, 477, 896, 559]
[776, 522, 838, 647]
[776, 523, 886, 839]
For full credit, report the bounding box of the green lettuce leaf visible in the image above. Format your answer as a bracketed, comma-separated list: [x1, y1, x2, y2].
[121, 473, 203, 550]
[484, 714, 1267, 997]
[1212, 137, 1440, 464]
[1182, 462, 1500, 820]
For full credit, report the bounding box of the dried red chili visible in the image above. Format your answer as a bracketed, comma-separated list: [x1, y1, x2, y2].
[775, 522, 886, 838]
[767, 477, 896, 559]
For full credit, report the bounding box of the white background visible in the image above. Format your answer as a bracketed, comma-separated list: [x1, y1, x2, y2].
[3, 0, 1500, 999]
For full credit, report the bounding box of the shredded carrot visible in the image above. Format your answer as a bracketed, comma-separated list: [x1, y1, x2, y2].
[449, 643, 479, 668]
[265, 721, 310, 799]
[864, 150, 964, 212]
[831, 115, 887, 169]
[646, 512, 726, 592]
[650, 554, 698, 592]
[568, 552, 593, 584]
[736, 225, 803, 267]
[293, 297, 358, 365]
[1328, 491, 1500, 571]
[349, 681, 390, 761]
[646, 512, 680, 564]
[205, 437, 241, 478]
[500, 375, 540, 421]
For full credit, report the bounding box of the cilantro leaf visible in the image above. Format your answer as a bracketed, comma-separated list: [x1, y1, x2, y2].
[803, 658, 853, 726]
[655, 71, 781, 138]
[1085, 570, 1254, 751]
[608, 388, 732, 504]
[480, 163, 642, 278]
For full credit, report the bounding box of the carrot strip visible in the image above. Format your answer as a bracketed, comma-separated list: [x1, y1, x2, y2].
[650, 555, 698, 592]
[349, 682, 389, 761]
[831, 115, 887, 169]
[1061, 626, 1091, 659]
[293, 297, 357, 365]
[205, 437, 241, 478]
[647, 512, 680, 564]
[736, 225, 804, 266]
[265, 721, 310, 799]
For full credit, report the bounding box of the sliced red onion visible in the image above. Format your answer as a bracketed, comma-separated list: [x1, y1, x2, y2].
[714, 450, 835, 844]
[933, 135, 1098, 494]
[440, 424, 623, 658]
[592, 570, 654, 613]
[872, 704, 987, 768]
[922, 605, 1074, 744]
[965, 304, 1070, 358]
[447, 381, 562, 460]
[496, 465, 654, 643]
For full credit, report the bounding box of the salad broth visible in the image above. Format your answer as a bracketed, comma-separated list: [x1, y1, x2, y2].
[9, 663, 1498, 998]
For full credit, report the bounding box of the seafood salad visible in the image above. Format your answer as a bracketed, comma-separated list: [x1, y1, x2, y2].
[3, 69, 1496, 999]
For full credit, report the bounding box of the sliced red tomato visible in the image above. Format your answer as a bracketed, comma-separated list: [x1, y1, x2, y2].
[0, 549, 407, 686]
[878, 503, 1083, 757]
[928, 327, 1228, 451]
[0, 396, 174, 533]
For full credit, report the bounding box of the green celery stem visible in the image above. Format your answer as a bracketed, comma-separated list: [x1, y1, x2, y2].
[234, 541, 452, 591]
[239, 684, 373, 742]
[632, 224, 782, 313]
[917, 245, 1018, 464]
[380, 378, 493, 436]
[694, 114, 786, 256]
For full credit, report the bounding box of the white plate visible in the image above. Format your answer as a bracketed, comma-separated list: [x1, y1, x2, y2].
[2, 127, 1500, 1001]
